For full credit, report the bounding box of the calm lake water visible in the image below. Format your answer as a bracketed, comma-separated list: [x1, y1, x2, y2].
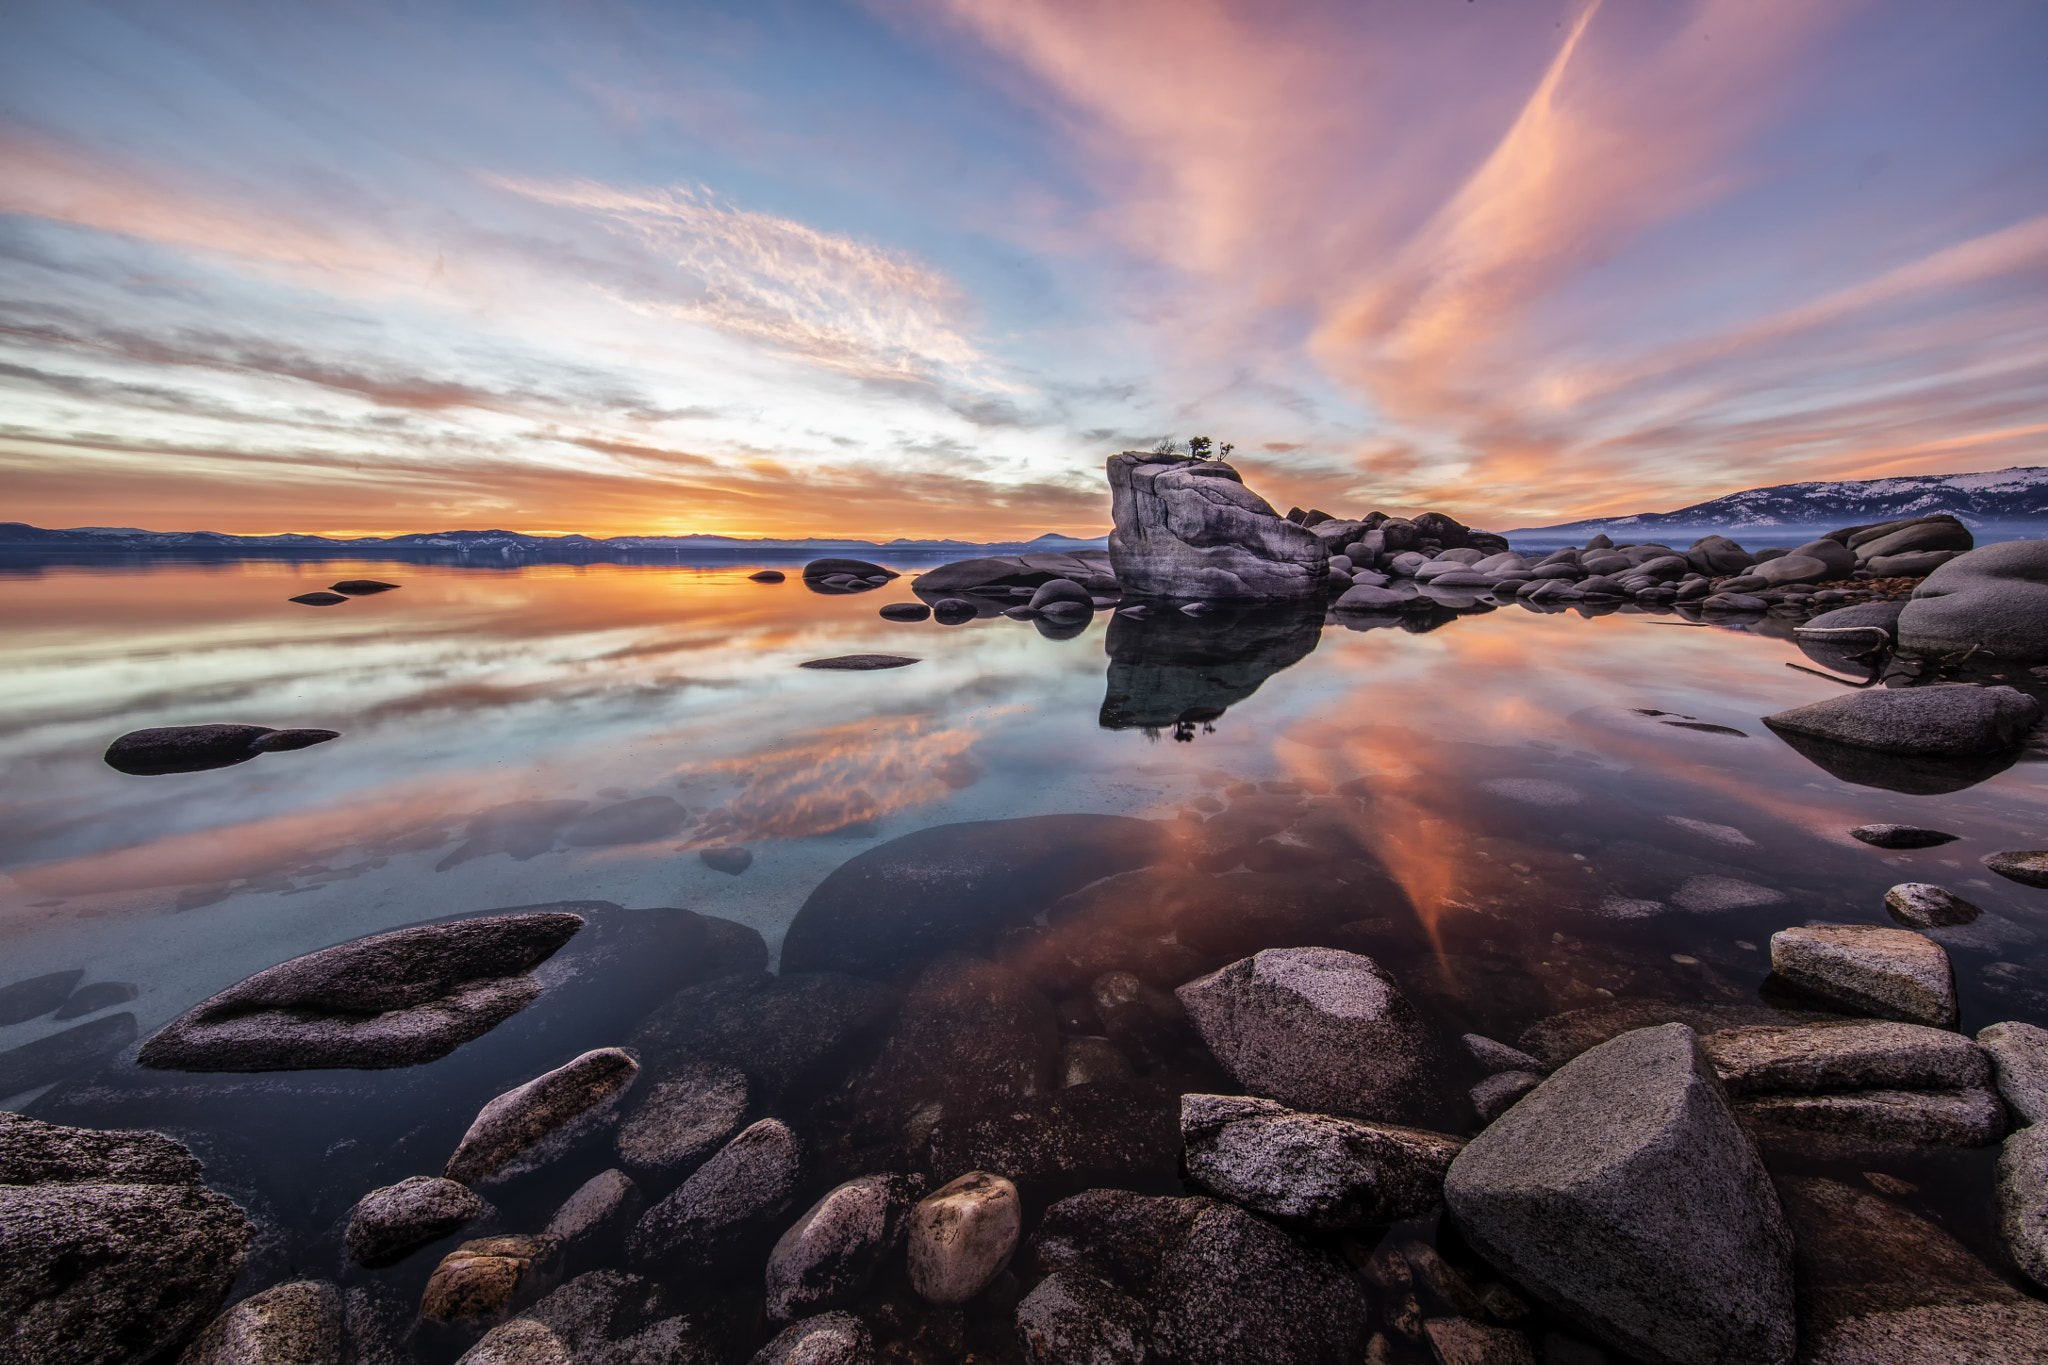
[4, 555, 2045, 1359]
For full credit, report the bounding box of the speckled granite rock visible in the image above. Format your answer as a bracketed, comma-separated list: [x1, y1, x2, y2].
[1770, 925, 1957, 1027]
[1997, 1123, 2048, 1291]
[346, 1175, 489, 1268]
[1106, 453, 1328, 601]
[1179, 1093, 1462, 1227]
[1736, 1087, 2005, 1149]
[628, 1119, 802, 1271]
[749, 1311, 873, 1365]
[1699, 1020, 1986, 1095]
[765, 1174, 921, 1323]
[177, 1279, 341, 1365]
[446, 1048, 639, 1186]
[1979, 1020, 2048, 1124]
[420, 1234, 562, 1326]
[613, 1061, 749, 1180]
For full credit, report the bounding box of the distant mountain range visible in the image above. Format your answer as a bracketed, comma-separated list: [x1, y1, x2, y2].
[0, 523, 1108, 559]
[1506, 466, 2048, 544]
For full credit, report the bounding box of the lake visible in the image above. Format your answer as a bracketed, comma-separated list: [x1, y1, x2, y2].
[4, 553, 2045, 1362]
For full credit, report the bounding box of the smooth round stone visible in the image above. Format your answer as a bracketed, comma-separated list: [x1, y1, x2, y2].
[878, 603, 931, 622]
[749, 570, 787, 582]
[906, 1171, 1021, 1306]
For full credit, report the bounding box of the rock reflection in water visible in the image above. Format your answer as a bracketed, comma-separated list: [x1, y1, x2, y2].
[1098, 602, 1323, 738]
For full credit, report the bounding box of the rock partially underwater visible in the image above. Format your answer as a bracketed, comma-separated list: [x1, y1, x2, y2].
[103, 723, 340, 775]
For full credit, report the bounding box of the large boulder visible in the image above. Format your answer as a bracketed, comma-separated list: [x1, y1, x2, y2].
[1762, 685, 2040, 762]
[1443, 1024, 1796, 1365]
[1897, 539, 2048, 662]
[1179, 1094, 1462, 1227]
[1176, 948, 1437, 1120]
[1769, 925, 1957, 1028]
[138, 910, 586, 1071]
[1105, 453, 1327, 601]
[1, 1112, 254, 1365]
[912, 550, 1113, 596]
[626, 971, 900, 1106]
[445, 1048, 640, 1185]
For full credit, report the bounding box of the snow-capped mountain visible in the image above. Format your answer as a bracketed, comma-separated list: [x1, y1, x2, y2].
[0, 523, 1108, 557]
[1508, 466, 2048, 543]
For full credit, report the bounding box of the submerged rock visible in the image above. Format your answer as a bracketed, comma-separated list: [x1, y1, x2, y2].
[750, 1311, 873, 1365]
[104, 723, 341, 775]
[1443, 1024, 1796, 1365]
[421, 1234, 562, 1325]
[138, 910, 584, 1071]
[346, 1175, 488, 1268]
[1897, 539, 2048, 663]
[0, 1013, 138, 1097]
[907, 1171, 1022, 1306]
[1762, 685, 2040, 759]
[803, 558, 898, 582]
[1978, 1021, 2048, 1124]
[1176, 947, 1437, 1121]
[699, 845, 753, 875]
[613, 1061, 749, 1181]
[1105, 452, 1327, 601]
[627, 970, 901, 1106]
[1770, 925, 1957, 1027]
[0, 970, 85, 1026]
[1883, 882, 1982, 930]
[1, 1112, 253, 1365]
[177, 1279, 341, 1365]
[1470, 1071, 1543, 1123]
[1179, 1093, 1462, 1227]
[544, 1169, 643, 1258]
[926, 1081, 1179, 1187]
[628, 1119, 803, 1271]
[765, 1174, 921, 1323]
[1014, 1270, 1150, 1365]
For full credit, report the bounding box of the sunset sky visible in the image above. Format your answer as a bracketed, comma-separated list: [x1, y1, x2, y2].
[2, 0, 2044, 540]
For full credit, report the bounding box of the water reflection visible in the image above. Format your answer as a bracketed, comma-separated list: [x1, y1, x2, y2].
[1098, 602, 1323, 736]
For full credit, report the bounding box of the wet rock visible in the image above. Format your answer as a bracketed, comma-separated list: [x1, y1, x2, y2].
[1983, 849, 2048, 888]
[1461, 1034, 1547, 1075]
[445, 1047, 640, 1186]
[804, 558, 898, 582]
[291, 591, 349, 605]
[1180, 1093, 1462, 1226]
[1737, 1087, 2004, 1149]
[104, 723, 341, 775]
[749, 570, 787, 582]
[1176, 947, 1437, 1120]
[931, 597, 978, 623]
[628, 1119, 803, 1271]
[1443, 1024, 1796, 1365]
[927, 1081, 1179, 1186]
[0, 1012, 138, 1097]
[178, 1279, 341, 1365]
[782, 815, 1171, 978]
[1516, 1000, 1841, 1068]
[1978, 1021, 2048, 1123]
[1699, 1020, 1987, 1095]
[1422, 1318, 1535, 1365]
[879, 602, 932, 622]
[1770, 925, 1957, 1027]
[421, 1234, 562, 1325]
[544, 1169, 642, 1255]
[1061, 1036, 1136, 1087]
[1, 1113, 253, 1365]
[765, 1174, 921, 1322]
[798, 654, 919, 670]
[341, 1284, 411, 1365]
[1998, 1123, 2048, 1290]
[1762, 684, 2040, 760]
[908, 1171, 1021, 1305]
[1898, 540, 2048, 662]
[138, 910, 585, 1071]
[331, 579, 399, 594]
[1105, 452, 1328, 601]
[1030, 578, 1093, 609]
[1470, 1071, 1542, 1123]
[53, 981, 138, 1020]
[561, 797, 687, 846]
[458, 1268, 701, 1365]
[1851, 823, 1958, 850]
[628, 970, 900, 1106]
[0, 969, 84, 1025]
[1783, 1175, 2048, 1361]
[751, 1311, 874, 1365]
[1753, 554, 1831, 587]
[614, 1061, 749, 1180]
[347, 1175, 489, 1267]
[1883, 882, 1982, 930]
[1014, 1270, 1150, 1365]
[698, 845, 754, 876]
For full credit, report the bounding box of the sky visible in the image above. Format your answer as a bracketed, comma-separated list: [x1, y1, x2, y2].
[1, 0, 2044, 540]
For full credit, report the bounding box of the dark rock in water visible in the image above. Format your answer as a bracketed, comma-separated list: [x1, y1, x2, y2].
[444, 1047, 640, 1186]
[174, 1277, 342, 1365]
[1027, 1188, 1370, 1365]
[803, 558, 898, 582]
[908, 1171, 1021, 1305]
[1099, 601, 1321, 731]
[1898, 540, 2048, 662]
[780, 815, 1171, 978]
[420, 1233, 562, 1325]
[436, 798, 586, 869]
[749, 570, 787, 582]
[613, 1061, 750, 1181]
[1179, 1093, 1463, 1227]
[1444, 1024, 1796, 1365]
[700, 845, 754, 875]
[1038, 599, 1092, 625]
[1869, 549, 1962, 577]
[0, 1113, 253, 1365]
[1688, 535, 1755, 576]
[1176, 947, 1438, 1121]
[765, 1173, 922, 1323]
[104, 723, 340, 775]
[1015, 1270, 1151, 1365]
[561, 795, 687, 846]
[1783, 1175, 2048, 1360]
[1851, 822, 1957, 849]
[912, 550, 1113, 595]
[1884, 882, 1982, 930]
[879, 602, 932, 621]
[1770, 924, 1957, 1027]
[1983, 849, 2048, 888]
[1699, 1020, 1988, 1096]
[1795, 600, 1906, 679]
[289, 591, 348, 605]
[0, 969, 84, 1025]
[1030, 578, 1094, 608]
[628, 971, 901, 1105]
[1105, 452, 1328, 600]
[798, 654, 919, 670]
[346, 1175, 488, 1267]
[1767, 727, 2024, 795]
[927, 1081, 1180, 1186]
[752, 1311, 874, 1365]
[0, 1013, 138, 1098]
[930, 597, 978, 623]
[628, 1119, 803, 1272]
[545, 1169, 644, 1258]
[52, 981, 138, 1021]
[1763, 684, 2039, 759]
[463, 1268, 706, 1363]
[331, 579, 399, 594]
[137, 909, 584, 1071]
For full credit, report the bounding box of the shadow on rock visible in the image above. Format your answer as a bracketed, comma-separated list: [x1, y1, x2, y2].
[1098, 602, 1322, 735]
